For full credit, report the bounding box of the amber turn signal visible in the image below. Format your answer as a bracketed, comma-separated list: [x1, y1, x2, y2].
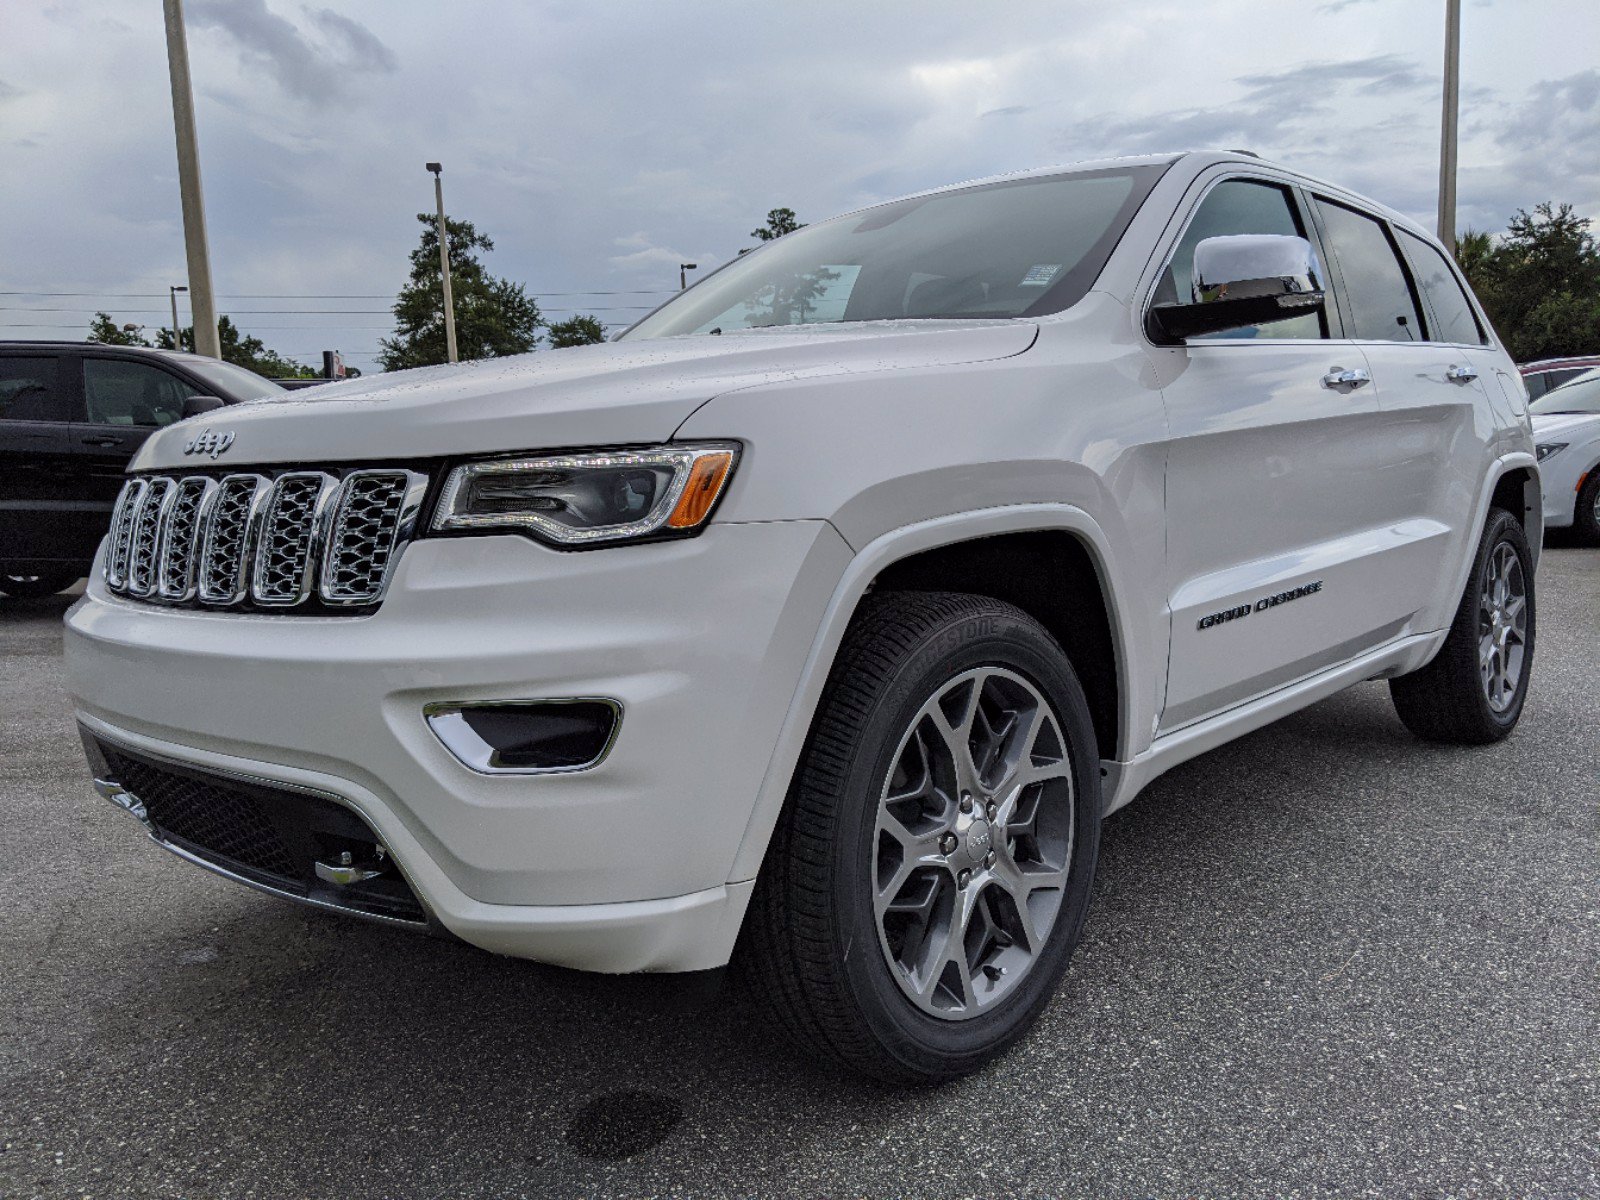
[666, 450, 736, 528]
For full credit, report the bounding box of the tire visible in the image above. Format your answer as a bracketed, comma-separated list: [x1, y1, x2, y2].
[1573, 469, 1600, 547]
[741, 591, 1102, 1084]
[1389, 508, 1535, 744]
[0, 570, 81, 600]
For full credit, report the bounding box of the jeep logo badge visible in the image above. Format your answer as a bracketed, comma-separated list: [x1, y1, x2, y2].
[183, 430, 235, 459]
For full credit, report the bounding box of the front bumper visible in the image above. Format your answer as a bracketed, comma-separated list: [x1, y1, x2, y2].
[66, 520, 850, 971]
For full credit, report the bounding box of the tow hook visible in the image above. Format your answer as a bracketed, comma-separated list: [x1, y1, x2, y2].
[314, 846, 389, 887]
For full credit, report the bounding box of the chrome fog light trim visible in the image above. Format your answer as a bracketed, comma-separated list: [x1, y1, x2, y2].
[424, 698, 623, 775]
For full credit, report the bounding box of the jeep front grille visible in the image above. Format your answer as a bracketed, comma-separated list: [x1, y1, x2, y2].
[104, 467, 427, 613]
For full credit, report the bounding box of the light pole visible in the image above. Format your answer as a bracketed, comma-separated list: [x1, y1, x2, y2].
[1437, 0, 1462, 254]
[679, 262, 698, 290]
[169, 284, 188, 351]
[426, 162, 459, 363]
[161, 0, 220, 358]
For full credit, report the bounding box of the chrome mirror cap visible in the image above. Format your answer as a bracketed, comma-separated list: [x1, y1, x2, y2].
[1149, 233, 1326, 343]
[1192, 233, 1323, 304]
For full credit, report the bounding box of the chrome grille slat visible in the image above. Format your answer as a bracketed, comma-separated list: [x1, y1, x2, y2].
[104, 479, 146, 590]
[126, 478, 174, 597]
[103, 467, 423, 614]
[197, 475, 268, 605]
[250, 473, 336, 606]
[157, 477, 215, 601]
[320, 471, 422, 605]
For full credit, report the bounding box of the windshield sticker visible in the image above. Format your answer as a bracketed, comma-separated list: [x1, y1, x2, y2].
[1019, 264, 1061, 287]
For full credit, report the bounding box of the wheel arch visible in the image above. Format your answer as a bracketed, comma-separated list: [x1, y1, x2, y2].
[1484, 454, 1542, 569]
[726, 504, 1138, 885]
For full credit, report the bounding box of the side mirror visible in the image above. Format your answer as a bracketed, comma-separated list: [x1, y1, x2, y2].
[1149, 234, 1326, 342]
[181, 395, 226, 419]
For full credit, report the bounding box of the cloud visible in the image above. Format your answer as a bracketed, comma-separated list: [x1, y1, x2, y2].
[607, 232, 701, 274]
[1466, 69, 1600, 229]
[0, 78, 22, 103]
[188, 0, 394, 103]
[309, 8, 398, 73]
[1050, 53, 1435, 162]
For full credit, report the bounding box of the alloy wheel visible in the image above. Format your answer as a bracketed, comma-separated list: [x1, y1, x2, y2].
[871, 666, 1074, 1020]
[1478, 541, 1527, 713]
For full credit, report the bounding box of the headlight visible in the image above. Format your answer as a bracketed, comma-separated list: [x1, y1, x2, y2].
[432, 443, 739, 546]
[1535, 442, 1567, 462]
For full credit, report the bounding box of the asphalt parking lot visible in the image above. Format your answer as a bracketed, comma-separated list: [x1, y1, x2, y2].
[2, 546, 1596, 1200]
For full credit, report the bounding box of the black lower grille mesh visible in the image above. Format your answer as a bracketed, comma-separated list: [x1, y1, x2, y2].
[94, 740, 427, 924]
[106, 749, 298, 877]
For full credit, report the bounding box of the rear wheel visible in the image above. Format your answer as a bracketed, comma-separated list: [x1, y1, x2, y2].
[742, 591, 1101, 1083]
[0, 570, 81, 600]
[1574, 469, 1600, 547]
[1389, 509, 1535, 743]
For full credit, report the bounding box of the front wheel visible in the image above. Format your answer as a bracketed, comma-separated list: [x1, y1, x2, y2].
[1389, 509, 1535, 743]
[0, 570, 82, 600]
[741, 591, 1102, 1084]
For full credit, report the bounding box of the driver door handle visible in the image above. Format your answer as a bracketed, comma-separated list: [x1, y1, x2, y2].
[80, 436, 123, 447]
[1446, 363, 1479, 382]
[1322, 366, 1371, 390]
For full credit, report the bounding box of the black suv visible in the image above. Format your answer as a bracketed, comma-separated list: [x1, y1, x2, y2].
[0, 342, 284, 599]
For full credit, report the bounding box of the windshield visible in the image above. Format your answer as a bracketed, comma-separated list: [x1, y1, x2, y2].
[622, 164, 1169, 339]
[1530, 371, 1600, 415]
[182, 357, 287, 401]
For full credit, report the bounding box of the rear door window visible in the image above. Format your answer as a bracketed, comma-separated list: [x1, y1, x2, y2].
[0, 356, 73, 422]
[1398, 229, 1487, 345]
[1313, 198, 1425, 342]
[83, 358, 197, 427]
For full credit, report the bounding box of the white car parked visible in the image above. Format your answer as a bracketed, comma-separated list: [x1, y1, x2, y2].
[65, 151, 1539, 1083]
[1531, 368, 1600, 544]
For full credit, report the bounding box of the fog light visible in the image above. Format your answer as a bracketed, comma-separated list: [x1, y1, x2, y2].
[424, 699, 621, 774]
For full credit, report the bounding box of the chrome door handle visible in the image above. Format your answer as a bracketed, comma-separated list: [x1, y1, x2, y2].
[1322, 366, 1371, 389]
[1446, 363, 1479, 382]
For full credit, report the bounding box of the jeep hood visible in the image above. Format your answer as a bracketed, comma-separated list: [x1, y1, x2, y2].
[134, 321, 1037, 470]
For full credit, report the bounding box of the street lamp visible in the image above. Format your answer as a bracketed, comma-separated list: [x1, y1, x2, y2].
[426, 162, 459, 363]
[680, 262, 698, 290]
[170, 285, 188, 351]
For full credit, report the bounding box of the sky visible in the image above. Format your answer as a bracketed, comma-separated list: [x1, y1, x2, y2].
[2, 0, 1596, 374]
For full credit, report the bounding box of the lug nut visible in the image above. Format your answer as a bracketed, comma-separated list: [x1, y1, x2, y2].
[984, 850, 997, 869]
[939, 833, 958, 855]
[959, 793, 974, 814]
[957, 868, 972, 889]
[985, 802, 997, 821]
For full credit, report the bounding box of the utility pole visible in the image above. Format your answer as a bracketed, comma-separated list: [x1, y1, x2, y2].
[426, 162, 458, 363]
[162, 0, 220, 359]
[680, 262, 698, 290]
[1437, 0, 1462, 254]
[169, 285, 187, 351]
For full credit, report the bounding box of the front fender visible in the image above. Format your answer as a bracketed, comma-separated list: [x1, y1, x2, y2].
[725, 503, 1154, 884]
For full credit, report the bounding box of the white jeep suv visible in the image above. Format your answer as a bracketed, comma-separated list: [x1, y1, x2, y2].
[65, 151, 1539, 1083]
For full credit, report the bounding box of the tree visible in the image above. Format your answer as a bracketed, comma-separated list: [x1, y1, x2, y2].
[378, 213, 542, 370]
[155, 316, 318, 379]
[1458, 203, 1600, 361]
[546, 315, 606, 347]
[86, 312, 151, 346]
[751, 207, 804, 242]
